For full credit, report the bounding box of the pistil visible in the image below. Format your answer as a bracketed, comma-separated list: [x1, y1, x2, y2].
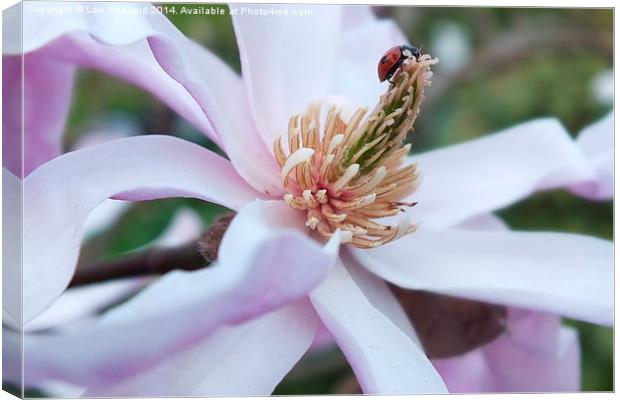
[275, 53, 437, 248]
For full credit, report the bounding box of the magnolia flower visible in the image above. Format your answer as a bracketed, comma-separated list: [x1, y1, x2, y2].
[3, 2, 613, 396]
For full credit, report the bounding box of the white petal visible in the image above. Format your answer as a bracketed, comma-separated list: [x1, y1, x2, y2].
[82, 199, 131, 239]
[341, 249, 421, 345]
[25, 278, 149, 333]
[84, 300, 318, 396]
[17, 199, 339, 387]
[2, 169, 22, 329]
[407, 118, 597, 228]
[332, 19, 407, 107]
[309, 260, 447, 394]
[456, 213, 508, 231]
[352, 228, 613, 325]
[232, 4, 342, 149]
[570, 111, 614, 200]
[17, 1, 281, 193]
[23, 135, 260, 322]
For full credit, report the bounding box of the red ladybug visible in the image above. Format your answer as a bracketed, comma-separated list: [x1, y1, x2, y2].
[377, 45, 421, 83]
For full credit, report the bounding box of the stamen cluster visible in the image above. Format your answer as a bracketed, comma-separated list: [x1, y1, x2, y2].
[274, 54, 437, 248]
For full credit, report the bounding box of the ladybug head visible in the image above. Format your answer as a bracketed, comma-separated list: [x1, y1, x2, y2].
[400, 45, 421, 61]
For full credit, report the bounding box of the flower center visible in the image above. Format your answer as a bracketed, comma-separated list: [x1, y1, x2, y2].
[274, 54, 437, 248]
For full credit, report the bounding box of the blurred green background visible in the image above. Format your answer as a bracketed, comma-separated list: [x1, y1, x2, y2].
[29, 3, 615, 395]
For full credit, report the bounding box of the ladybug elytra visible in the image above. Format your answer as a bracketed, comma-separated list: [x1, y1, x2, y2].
[377, 45, 421, 83]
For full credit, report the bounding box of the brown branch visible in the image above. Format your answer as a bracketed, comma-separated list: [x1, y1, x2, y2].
[69, 213, 235, 288]
[390, 286, 507, 358]
[69, 242, 207, 288]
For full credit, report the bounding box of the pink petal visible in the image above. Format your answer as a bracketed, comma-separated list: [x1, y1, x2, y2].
[332, 16, 407, 108]
[433, 309, 580, 392]
[431, 349, 495, 393]
[481, 310, 580, 392]
[351, 228, 613, 325]
[1, 56, 21, 175]
[311, 322, 336, 350]
[232, 5, 342, 149]
[27, 207, 202, 332]
[19, 2, 281, 193]
[146, 31, 282, 196]
[148, 208, 204, 248]
[17, 3, 213, 142]
[407, 118, 597, 228]
[2, 53, 75, 175]
[2, 169, 22, 329]
[23, 135, 261, 322]
[81, 199, 131, 239]
[309, 258, 447, 394]
[456, 213, 508, 231]
[428, 210, 582, 392]
[25, 278, 150, 333]
[310, 248, 420, 351]
[16, 200, 340, 387]
[341, 5, 378, 30]
[570, 112, 614, 200]
[84, 300, 319, 396]
[37, 35, 216, 143]
[341, 250, 421, 344]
